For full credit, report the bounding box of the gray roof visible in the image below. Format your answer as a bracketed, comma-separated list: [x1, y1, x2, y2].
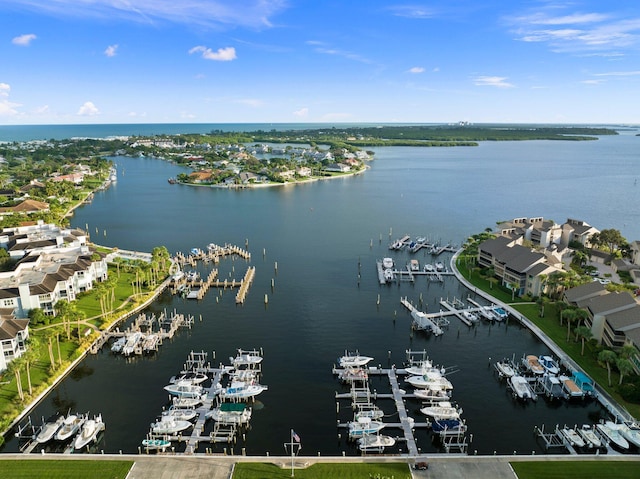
[582, 291, 637, 316]
[606, 305, 640, 332]
[501, 245, 545, 273]
[478, 236, 513, 256]
[564, 281, 607, 304]
[0, 317, 28, 341]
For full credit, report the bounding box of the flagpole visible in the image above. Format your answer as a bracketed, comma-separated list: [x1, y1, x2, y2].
[290, 428, 295, 477]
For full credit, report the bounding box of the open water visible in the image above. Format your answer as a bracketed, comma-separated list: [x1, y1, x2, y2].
[2, 125, 640, 457]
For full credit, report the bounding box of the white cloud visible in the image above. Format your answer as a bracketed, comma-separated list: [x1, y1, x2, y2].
[236, 98, 263, 108]
[35, 105, 50, 114]
[3, 0, 287, 29]
[473, 76, 514, 88]
[0, 83, 10, 97]
[581, 79, 605, 85]
[189, 45, 237, 61]
[293, 107, 309, 118]
[314, 46, 372, 64]
[594, 70, 640, 77]
[509, 7, 640, 54]
[105, 44, 118, 57]
[0, 83, 20, 117]
[408, 67, 425, 74]
[388, 6, 436, 19]
[77, 101, 100, 116]
[12, 33, 37, 46]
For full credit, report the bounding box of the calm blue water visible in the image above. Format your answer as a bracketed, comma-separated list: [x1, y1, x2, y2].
[2, 126, 640, 457]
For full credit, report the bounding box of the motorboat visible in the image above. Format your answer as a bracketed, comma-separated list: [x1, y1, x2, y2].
[110, 336, 126, 353]
[172, 397, 203, 409]
[432, 418, 465, 433]
[35, 413, 65, 444]
[596, 421, 629, 450]
[384, 269, 394, 282]
[338, 351, 374, 368]
[185, 270, 200, 281]
[577, 424, 601, 448]
[122, 331, 143, 356]
[558, 375, 584, 398]
[161, 407, 197, 422]
[523, 355, 545, 375]
[170, 371, 208, 385]
[509, 375, 535, 401]
[540, 375, 568, 400]
[405, 372, 453, 391]
[493, 307, 509, 321]
[435, 261, 444, 272]
[348, 417, 385, 439]
[494, 360, 516, 378]
[205, 402, 252, 425]
[163, 381, 203, 398]
[55, 413, 86, 442]
[478, 307, 498, 321]
[357, 434, 395, 452]
[151, 417, 192, 435]
[410, 259, 420, 271]
[337, 367, 368, 383]
[221, 381, 267, 399]
[616, 422, 640, 448]
[413, 388, 451, 401]
[382, 258, 394, 269]
[559, 426, 585, 448]
[230, 349, 263, 368]
[420, 401, 461, 421]
[538, 355, 560, 375]
[404, 359, 437, 376]
[142, 438, 171, 450]
[571, 371, 595, 397]
[73, 414, 105, 450]
[462, 310, 479, 323]
[424, 264, 435, 272]
[354, 404, 384, 421]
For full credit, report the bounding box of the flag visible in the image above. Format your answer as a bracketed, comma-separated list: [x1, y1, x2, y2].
[292, 430, 301, 443]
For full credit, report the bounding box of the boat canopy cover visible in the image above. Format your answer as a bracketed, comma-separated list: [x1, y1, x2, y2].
[220, 403, 247, 412]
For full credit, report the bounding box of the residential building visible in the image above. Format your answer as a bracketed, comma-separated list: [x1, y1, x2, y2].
[0, 310, 28, 373]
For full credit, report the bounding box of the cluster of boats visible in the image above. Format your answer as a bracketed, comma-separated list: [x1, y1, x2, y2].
[555, 421, 640, 452]
[142, 348, 267, 451]
[111, 331, 160, 356]
[495, 354, 595, 403]
[33, 411, 105, 451]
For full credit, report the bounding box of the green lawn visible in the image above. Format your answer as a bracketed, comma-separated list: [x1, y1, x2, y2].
[511, 461, 640, 479]
[233, 462, 411, 479]
[0, 459, 133, 478]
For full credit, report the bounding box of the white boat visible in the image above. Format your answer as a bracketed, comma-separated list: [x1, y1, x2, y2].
[405, 372, 453, 390]
[185, 270, 200, 281]
[410, 259, 420, 271]
[462, 310, 479, 323]
[337, 367, 368, 382]
[151, 417, 192, 435]
[558, 375, 584, 398]
[479, 307, 498, 321]
[540, 375, 567, 400]
[142, 438, 171, 450]
[577, 424, 601, 448]
[404, 359, 437, 376]
[221, 381, 267, 399]
[559, 426, 585, 448]
[424, 264, 435, 272]
[493, 307, 509, 321]
[413, 388, 450, 401]
[357, 434, 396, 452]
[35, 414, 65, 444]
[382, 257, 394, 269]
[538, 355, 560, 375]
[110, 336, 126, 353]
[170, 371, 208, 385]
[384, 269, 394, 282]
[509, 375, 535, 401]
[122, 331, 143, 356]
[163, 381, 203, 398]
[338, 352, 374, 368]
[615, 422, 640, 448]
[161, 407, 197, 422]
[348, 417, 385, 439]
[55, 414, 86, 441]
[73, 414, 105, 450]
[205, 402, 252, 424]
[523, 355, 545, 375]
[354, 404, 384, 421]
[596, 421, 629, 450]
[494, 361, 516, 378]
[172, 397, 202, 409]
[230, 349, 263, 367]
[435, 261, 444, 271]
[420, 401, 461, 420]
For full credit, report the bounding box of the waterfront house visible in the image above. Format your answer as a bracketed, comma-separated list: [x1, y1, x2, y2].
[563, 281, 608, 305]
[0, 198, 50, 216]
[577, 291, 639, 347]
[0, 310, 28, 373]
[0, 246, 108, 317]
[0, 221, 88, 259]
[324, 163, 351, 173]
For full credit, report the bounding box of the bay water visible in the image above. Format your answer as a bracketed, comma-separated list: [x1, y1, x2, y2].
[2, 126, 639, 456]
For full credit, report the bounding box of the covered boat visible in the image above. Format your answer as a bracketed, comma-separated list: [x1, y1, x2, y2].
[509, 375, 535, 401]
[596, 421, 629, 450]
[205, 402, 252, 424]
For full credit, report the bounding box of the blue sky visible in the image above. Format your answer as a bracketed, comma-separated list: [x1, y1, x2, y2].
[1, 0, 639, 124]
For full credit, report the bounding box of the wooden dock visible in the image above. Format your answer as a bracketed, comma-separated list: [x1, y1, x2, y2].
[235, 266, 256, 304]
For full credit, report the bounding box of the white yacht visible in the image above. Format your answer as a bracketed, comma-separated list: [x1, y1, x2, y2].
[596, 421, 629, 450]
[559, 426, 585, 448]
[163, 381, 203, 398]
[509, 375, 535, 401]
[73, 414, 105, 450]
[35, 414, 64, 444]
[420, 401, 461, 421]
[338, 352, 374, 368]
[150, 417, 192, 435]
[357, 434, 395, 452]
[55, 413, 86, 442]
[577, 424, 601, 448]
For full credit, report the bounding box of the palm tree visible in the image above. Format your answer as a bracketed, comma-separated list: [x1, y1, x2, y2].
[574, 308, 590, 330]
[564, 309, 578, 342]
[5, 358, 24, 402]
[616, 358, 635, 386]
[598, 349, 617, 387]
[574, 326, 593, 355]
